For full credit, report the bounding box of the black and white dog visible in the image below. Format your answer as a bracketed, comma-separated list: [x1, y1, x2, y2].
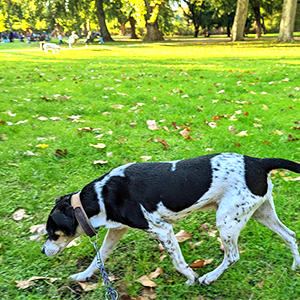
[42, 153, 300, 285]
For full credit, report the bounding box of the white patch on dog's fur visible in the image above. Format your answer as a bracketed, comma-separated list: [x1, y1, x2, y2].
[92, 163, 133, 229]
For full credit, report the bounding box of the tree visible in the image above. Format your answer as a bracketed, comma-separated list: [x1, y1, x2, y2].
[210, 0, 236, 37]
[249, 0, 262, 38]
[143, 0, 164, 41]
[182, 0, 215, 38]
[277, 0, 298, 42]
[232, 0, 249, 41]
[95, 0, 113, 41]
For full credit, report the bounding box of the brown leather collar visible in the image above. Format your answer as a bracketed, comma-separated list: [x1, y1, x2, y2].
[71, 193, 97, 237]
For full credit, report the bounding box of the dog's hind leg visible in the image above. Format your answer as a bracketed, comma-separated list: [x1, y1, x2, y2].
[148, 223, 198, 285]
[70, 227, 127, 281]
[252, 197, 300, 270]
[199, 195, 260, 285]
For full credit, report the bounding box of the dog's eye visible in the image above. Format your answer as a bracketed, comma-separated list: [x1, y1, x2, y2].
[50, 233, 59, 241]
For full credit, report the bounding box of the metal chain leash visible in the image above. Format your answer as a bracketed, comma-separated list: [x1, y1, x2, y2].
[91, 239, 118, 300]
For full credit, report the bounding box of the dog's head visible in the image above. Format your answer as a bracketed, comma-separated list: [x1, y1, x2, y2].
[41, 192, 83, 256]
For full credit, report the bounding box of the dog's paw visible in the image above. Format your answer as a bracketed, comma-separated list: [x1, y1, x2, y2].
[292, 258, 300, 271]
[198, 273, 215, 285]
[70, 271, 92, 282]
[185, 278, 195, 286]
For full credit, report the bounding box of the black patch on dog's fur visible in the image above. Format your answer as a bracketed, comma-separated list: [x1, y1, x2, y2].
[102, 176, 149, 229]
[100, 154, 217, 229]
[244, 156, 268, 196]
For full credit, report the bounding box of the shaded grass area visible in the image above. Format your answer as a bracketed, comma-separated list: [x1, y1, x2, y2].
[0, 40, 299, 299]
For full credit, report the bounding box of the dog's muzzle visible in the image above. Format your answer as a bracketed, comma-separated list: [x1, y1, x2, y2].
[41, 239, 64, 256]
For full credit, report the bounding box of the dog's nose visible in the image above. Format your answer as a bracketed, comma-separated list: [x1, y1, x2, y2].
[41, 247, 45, 254]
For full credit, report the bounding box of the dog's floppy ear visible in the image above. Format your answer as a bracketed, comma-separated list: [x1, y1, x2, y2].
[50, 204, 77, 236]
[55, 192, 78, 204]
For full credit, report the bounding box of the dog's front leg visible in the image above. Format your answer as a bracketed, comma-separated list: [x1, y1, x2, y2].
[148, 224, 198, 285]
[70, 227, 128, 281]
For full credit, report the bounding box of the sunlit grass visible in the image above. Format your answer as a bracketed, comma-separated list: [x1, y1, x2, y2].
[0, 40, 299, 299]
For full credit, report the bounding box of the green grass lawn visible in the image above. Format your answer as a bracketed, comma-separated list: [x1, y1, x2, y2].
[0, 39, 299, 300]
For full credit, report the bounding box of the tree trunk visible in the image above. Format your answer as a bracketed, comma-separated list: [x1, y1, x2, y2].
[120, 23, 126, 36]
[250, 0, 262, 38]
[129, 16, 138, 39]
[95, 0, 114, 42]
[277, 0, 297, 42]
[6, 0, 13, 31]
[232, 0, 249, 41]
[194, 26, 199, 38]
[143, 19, 164, 41]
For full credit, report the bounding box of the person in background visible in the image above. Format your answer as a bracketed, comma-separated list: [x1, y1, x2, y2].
[98, 32, 104, 44]
[58, 33, 63, 44]
[68, 31, 78, 48]
[9, 31, 14, 42]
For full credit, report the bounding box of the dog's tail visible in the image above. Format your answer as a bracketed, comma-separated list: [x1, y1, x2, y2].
[261, 158, 300, 173]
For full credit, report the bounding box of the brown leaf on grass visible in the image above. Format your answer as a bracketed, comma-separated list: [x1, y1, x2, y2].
[54, 149, 67, 157]
[171, 121, 181, 129]
[262, 104, 269, 110]
[189, 241, 203, 249]
[146, 120, 159, 130]
[77, 127, 93, 134]
[29, 224, 46, 241]
[156, 138, 168, 148]
[175, 230, 193, 243]
[77, 282, 99, 291]
[208, 230, 217, 237]
[288, 134, 300, 142]
[93, 160, 108, 165]
[15, 276, 60, 289]
[90, 143, 106, 149]
[139, 287, 157, 299]
[236, 130, 248, 137]
[149, 268, 163, 280]
[159, 254, 167, 262]
[190, 258, 213, 268]
[137, 275, 157, 288]
[257, 280, 265, 288]
[141, 156, 152, 162]
[13, 209, 29, 221]
[179, 128, 191, 138]
[111, 104, 124, 110]
[217, 237, 225, 252]
[273, 130, 283, 135]
[228, 126, 236, 134]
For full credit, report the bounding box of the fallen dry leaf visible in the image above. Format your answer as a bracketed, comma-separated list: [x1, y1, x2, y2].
[175, 230, 193, 243]
[262, 104, 269, 110]
[141, 156, 152, 162]
[236, 130, 248, 137]
[13, 209, 29, 221]
[156, 138, 168, 147]
[15, 276, 60, 289]
[77, 282, 99, 291]
[149, 268, 163, 280]
[93, 160, 108, 165]
[54, 149, 67, 157]
[190, 258, 213, 268]
[29, 224, 46, 241]
[139, 287, 157, 299]
[90, 143, 106, 149]
[137, 275, 157, 288]
[273, 130, 283, 135]
[146, 120, 159, 130]
[111, 104, 124, 110]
